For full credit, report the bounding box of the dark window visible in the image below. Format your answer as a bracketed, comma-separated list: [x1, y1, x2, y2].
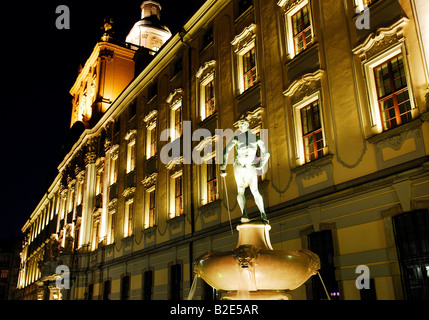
[393, 210, 429, 299]
[170, 264, 182, 300]
[238, 0, 253, 16]
[308, 230, 339, 300]
[121, 275, 130, 300]
[143, 270, 153, 300]
[87, 284, 93, 300]
[103, 280, 111, 300]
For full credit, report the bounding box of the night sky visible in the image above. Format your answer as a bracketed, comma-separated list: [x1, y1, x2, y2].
[0, 0, 204, 238]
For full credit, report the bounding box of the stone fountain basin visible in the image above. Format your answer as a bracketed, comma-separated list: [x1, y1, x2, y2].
[194, 223, 320, 292]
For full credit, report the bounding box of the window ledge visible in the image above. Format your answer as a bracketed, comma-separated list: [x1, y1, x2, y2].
[285, 41, 319, 65]
[366, 118, 422, 148]
[291, 154, 334, 179]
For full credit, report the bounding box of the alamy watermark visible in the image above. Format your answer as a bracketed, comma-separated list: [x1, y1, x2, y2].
[355, 265, 370, 290]
[55, 265, 70, 289]
[159, 121, 269, 173]
[55, 5, 70, 30]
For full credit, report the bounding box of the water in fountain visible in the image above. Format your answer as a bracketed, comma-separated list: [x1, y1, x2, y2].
[187, 274, 199, 300]
[236, 266, 256, 299]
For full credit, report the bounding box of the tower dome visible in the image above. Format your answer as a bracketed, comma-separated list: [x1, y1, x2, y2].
[126, 1, 172, 52]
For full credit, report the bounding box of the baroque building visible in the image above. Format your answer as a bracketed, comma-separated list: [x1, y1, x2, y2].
[17, 0, 429, 300]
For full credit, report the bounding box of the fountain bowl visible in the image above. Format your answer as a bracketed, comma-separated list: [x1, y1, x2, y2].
[194, 222, 320, 299]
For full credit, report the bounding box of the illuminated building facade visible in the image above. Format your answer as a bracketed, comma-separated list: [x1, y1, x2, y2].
[17, 0, 429, 300]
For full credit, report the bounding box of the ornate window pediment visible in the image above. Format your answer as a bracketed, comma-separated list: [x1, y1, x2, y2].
[353, 17, 409, 62]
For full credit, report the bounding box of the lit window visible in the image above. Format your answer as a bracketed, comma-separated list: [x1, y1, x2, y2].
[109, 212, 115, 244]
[125, 200, 134, 237]
[110, 148, 119, 185]
[231, 24, 258, 94]
[301, 101, 324, 163]
[207, 164, 217, 204]
[148, 190, 156, 228]
[170, 99, 182, 140]
[242, 47, 257, 91]
[127, 141, 136, 173]
[354, 0, 378, 12]
[373, 54, 411, 131]
[291, 3, 312, 55]
[1, 269, 8, 279]
[204, 79, 215, 118]
[283, 0, 314, 59]
[174, 176, 183, 217]
[291, 90, 327, 166]
[96, 170, 104, 195]
[147, 127, 157, 158]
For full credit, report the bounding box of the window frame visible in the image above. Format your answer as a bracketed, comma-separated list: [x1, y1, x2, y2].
[362, 42, 416, 135]
[284, 0, 314, 59]
[292, 91, 327, 166]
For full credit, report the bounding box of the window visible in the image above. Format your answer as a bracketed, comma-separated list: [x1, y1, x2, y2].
[143, 270, 153, 300]
[301, 100, 324, 163]
[96, 170, 104, 195]
[283, 0, 314, 59]
[127, 140, 136, 173]
[205, 79, 215, 118]
[308, 230, 339, 300]
[103, 280, 111, 300]
[148, 189, 156, 228]
[291, 90, 327, 166]
[170, 99, 182, 141]
[109, 212, 115, 244]
[197, 65, 216, 121]
[125, 200, 134, 237]
[121, 276, 130, 300]
[373, 54, 412, 131]
[0, 270, 8, 279]
[207, 164, 217, 204]
[354, 0, 378, 12]
[150, 127, 157, 157]
[175, 176, 183, 217]
[393, 210, 429, 300]
[291, 3, 312, 56]
[110, 154, 119, 185]
[242, 47, 257, 91]
[231, 24, 258, 94]
[170, 264, 182, 300]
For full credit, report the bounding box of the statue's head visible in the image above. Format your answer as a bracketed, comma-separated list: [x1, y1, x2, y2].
[237, 116, 250, 132]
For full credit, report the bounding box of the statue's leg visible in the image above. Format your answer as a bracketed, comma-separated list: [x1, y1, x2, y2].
[234, 164, 249, 222]
[248, 170, 268, 222]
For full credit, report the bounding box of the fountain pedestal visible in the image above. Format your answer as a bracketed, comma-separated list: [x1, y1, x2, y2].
[194, 222, 320, 300]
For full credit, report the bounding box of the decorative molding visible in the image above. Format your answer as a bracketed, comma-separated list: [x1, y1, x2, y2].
[353, 17, 409, 61]
[292, 154, 333, 180]
[165, 156, 183, 171]
[124, 129, 137, 141]
[141, 172, 158, 189]
[122, 186, 136, 199]
[283, 69, 324, 98]
[166, 88, 183, 104]
[107, 198, 117, 213]
[367, 119, 422, 151]
[144, 110, 158, 130]
[196, 60, 216, 79]
[234, 106, 264, 129]
[231, 23, 257, 52]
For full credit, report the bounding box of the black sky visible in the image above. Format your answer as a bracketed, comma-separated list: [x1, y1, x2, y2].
[0, 0, 204, 238]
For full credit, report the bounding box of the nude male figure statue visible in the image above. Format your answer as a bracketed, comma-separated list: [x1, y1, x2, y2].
[220, 117, 270, 223]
